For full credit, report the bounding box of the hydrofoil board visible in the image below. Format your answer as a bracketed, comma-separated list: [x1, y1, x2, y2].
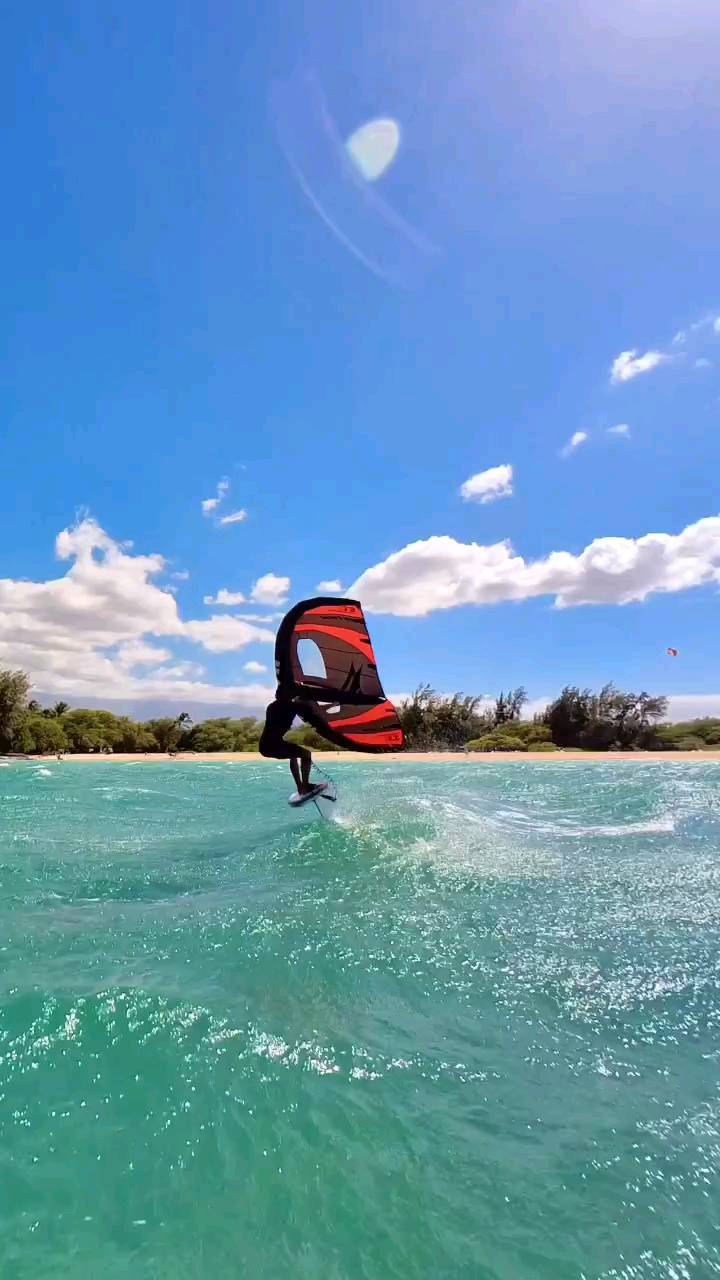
[288, 781, 330, 807]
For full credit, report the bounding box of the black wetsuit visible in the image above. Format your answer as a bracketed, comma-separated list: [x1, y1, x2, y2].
[258, 698, 310, 760]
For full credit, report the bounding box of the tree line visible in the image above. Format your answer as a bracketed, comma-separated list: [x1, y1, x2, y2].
[0, 669, 332, 756]
[400, 684, 719, 752]
[0, 668, 717, 755]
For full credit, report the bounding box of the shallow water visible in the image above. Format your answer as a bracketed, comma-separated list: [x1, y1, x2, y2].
[1, 760, 720, 1279]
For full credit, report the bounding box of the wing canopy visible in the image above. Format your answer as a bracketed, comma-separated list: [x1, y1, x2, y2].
[274, 597, 404, 752]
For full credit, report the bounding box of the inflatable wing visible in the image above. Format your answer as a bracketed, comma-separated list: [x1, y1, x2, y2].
[275, 597, 404, 752]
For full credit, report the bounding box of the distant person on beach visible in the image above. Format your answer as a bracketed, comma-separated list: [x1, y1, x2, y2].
[259, 687, 314, 795]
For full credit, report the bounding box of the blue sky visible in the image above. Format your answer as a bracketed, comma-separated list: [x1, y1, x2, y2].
[2, 0, 720, 720]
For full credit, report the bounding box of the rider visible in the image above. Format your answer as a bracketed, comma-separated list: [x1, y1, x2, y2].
[258, 686, 314, 795]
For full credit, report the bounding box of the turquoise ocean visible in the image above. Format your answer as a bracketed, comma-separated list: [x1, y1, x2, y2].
[2, 759, 719, 1279]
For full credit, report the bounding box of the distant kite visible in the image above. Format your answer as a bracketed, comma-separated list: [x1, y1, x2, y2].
[667, 647, 679, 657]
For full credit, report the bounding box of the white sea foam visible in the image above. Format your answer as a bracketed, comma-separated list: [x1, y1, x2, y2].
[494, 807, 676, 838]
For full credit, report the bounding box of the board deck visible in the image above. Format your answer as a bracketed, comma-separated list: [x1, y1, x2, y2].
[288, 781, 329, 807]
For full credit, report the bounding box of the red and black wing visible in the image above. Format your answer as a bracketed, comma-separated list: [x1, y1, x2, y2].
[274, 597, 404, 752]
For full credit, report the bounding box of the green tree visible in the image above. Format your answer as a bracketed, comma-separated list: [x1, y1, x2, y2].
[286, 724, 339, 751]
[181, 717, 264, 752]
[544, 684, 668, 751]
[526, 724, 552, 745]
[24, 713, 69, 754]
[53, 701, 70, 718]
[493, 687, 527, 726]
[492, 733, 528, 751]
[399, 686, 490, 750]
[62, 710, 111, 752]
[231, 717, 263, 748]
[544, 686, 592, 747]
[144, 717, 183, 753]
[189, 723, 237, 752]
[466, 732, 528, 752]
[0, 670, 32, 751]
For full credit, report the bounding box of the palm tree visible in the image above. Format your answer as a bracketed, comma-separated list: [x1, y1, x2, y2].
[53, 701, 70, 717]
[28, 699, 42, 713]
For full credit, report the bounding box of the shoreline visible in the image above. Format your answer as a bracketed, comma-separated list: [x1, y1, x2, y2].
[7, 750, 720, 764]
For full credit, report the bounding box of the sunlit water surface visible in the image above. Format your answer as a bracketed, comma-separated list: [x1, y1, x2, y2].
[2, 760, 719, 1279]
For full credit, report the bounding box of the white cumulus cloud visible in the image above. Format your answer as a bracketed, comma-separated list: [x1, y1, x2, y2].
[218, 509, 248, 527]
[202, 477, 229, 514]
[250, 573, 290, 605]
[183, 616, 274, 654]
[203, 588, 246, 606]
[116, 640, 174, 667]
[607, 423, 630, 437]
[0, 517, 275, 703]
[243, 660, 268, 674]
[234, 612, 283, 623]
[459, 464, 513, 504]
[316, 579, 343, 592]
[560, 430, 589, 458]
[349, 515, 720, 616]
[610, 349, 668, 384]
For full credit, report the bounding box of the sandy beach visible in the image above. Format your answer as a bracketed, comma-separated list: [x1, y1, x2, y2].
[23, 749, 720, 764]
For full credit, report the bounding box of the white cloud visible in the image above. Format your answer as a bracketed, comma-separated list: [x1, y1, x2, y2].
[250, 573, 290, 605]
[202, 477, 229, 514]
[714, 318, 720, 335]
[666, 694, 720, 721]
[201, 479, 249, 528]
[610, 349, 668, 384]
[171, 570, 190, 581]
[672, 316, 714, 346]
[43, 675, 277, 710]
[243, 660, 268, 674]
[349, 515, 720, 616]
[203, 588, 246, 606]
[459, 464, 513, 504]
[183, 616, 274, 654]
[218, 509, 248, 527]
[116, 640, 174, 667]
[695, 357, 712, 370]
[560, 430, 589, 458]
[607, 423, 630, 437]
[234, 612, 283, 623]
[521, 696, 553, 721]
[316, 579, 343, 593]
[0, 517, 275, 702]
